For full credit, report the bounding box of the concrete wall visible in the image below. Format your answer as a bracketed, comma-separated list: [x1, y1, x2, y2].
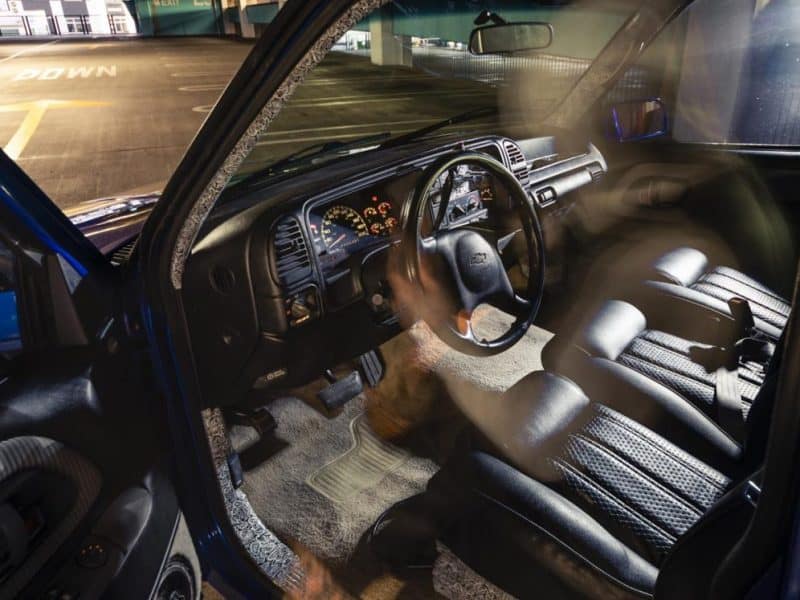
[134, 0, 220, 35]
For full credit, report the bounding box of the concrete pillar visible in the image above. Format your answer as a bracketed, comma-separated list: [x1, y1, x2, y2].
[369, 5, 411, 67]
[218, 0, 236, 35]
[238, 0, 256, 39]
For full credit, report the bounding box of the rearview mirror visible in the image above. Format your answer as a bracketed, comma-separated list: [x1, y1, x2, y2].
[469, 23, 553, 55]
[607, 98, 668, 142]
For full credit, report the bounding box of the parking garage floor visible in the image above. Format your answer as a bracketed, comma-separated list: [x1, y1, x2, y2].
[0, 37, 497, 210]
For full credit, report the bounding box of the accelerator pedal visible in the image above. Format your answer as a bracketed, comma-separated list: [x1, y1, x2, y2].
[318, 369, 364, 413]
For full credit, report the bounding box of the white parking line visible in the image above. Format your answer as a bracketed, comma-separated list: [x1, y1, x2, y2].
[179, 84, 226, 92]
[302, 75, 432, 85]
[0, 40, 59, 65]
[289, 91, 486, 108]
[178, 79, 482, 93]
[190, 89, 487, 113]
[171, 71, 234, 78]
[163, 62, 241, 68]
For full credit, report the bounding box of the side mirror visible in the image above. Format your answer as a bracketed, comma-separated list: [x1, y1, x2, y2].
[469, 22, 553, 55]
[607, 98, 668, 142]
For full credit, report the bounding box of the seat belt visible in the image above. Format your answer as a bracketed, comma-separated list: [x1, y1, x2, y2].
[712, 298, 770, 443]
[715, 366, 746, 442]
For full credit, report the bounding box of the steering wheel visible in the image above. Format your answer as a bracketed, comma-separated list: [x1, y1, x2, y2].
[400, 152, 544, 356]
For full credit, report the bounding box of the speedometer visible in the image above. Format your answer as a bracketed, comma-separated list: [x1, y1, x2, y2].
[321, 205, 369, 250]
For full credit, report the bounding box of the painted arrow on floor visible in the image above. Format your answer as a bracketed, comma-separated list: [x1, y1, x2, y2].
[0, 99, 109, 160]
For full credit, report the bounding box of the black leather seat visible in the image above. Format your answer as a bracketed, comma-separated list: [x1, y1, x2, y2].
[645, 247, 789, 340]
[427, 371, 760, 599]
[543, 299, 769, 447]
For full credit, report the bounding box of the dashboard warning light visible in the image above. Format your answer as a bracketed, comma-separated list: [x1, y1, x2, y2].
[371, 195, 378, 202]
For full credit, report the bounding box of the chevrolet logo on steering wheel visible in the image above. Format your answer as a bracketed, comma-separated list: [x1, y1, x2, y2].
[469, 252, 488, 266]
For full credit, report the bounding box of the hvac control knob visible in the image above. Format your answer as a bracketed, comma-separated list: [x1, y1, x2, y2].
[290, 300, 310, 320]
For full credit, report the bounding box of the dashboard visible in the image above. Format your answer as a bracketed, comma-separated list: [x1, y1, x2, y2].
[184, 135, 607, 407]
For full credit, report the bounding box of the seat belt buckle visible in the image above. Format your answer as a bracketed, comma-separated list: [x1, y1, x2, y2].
[728, 297, 756, 340]
[744, 479, 761, 507]
[735, 337, 775, 371]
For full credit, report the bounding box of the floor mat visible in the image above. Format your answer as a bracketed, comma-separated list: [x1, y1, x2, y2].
[242, 396, 438, 565]
[307, 413, 410, 504]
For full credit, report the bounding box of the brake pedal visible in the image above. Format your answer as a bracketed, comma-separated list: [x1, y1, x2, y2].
[318, 369, 364, 412]
[359, 349, 385, 388]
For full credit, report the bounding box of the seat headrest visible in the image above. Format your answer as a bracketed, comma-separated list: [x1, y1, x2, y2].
[651, 247, 709, 287]
[576, 300, 647, 361]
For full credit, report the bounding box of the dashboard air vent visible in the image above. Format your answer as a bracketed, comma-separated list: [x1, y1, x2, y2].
[503, 141, 529, 186]
[273, 217, 312, 288]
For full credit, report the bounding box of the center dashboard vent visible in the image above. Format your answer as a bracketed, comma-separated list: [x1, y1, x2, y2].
[272, 217, 312, 289]
[503, 141, 529, 186]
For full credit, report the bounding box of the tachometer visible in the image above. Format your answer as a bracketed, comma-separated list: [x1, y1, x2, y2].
[321, 205, 369, 250]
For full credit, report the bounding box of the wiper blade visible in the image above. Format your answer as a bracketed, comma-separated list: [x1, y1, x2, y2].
[274, 131, 391, 169]
[232, 131, 391, 186]
[379, 106, 498, 150]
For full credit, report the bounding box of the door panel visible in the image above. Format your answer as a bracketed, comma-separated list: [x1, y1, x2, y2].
[0, 437, 101, 599]
[0, 152, 195, 599]
[0, 352, 187, 599]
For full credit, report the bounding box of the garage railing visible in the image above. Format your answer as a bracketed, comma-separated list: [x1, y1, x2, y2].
[0, 14, 136, 37]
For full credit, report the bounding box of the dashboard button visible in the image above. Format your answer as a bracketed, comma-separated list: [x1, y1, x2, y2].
[536, 187, 556, 206]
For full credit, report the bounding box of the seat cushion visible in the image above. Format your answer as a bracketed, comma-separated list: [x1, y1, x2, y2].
[432, 371, 732, 597]
[691, 266, 791, 331]
[650, 247, 790, 336]
[551, 401, 730, 563]
[617, 329, 765, 420]
[543, 299, 758, 455]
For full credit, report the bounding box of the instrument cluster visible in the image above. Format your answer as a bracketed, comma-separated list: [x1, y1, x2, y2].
[307, 166, 499, 276]
[307, 187, 401, 273]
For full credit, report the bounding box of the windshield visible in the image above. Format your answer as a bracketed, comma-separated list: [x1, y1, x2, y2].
[226, 1, 635, 186]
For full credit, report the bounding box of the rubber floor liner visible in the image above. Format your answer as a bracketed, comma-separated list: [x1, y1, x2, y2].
[307, 413, 409, 503]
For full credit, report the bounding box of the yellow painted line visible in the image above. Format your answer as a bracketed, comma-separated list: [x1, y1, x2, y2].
[0, 100, 108, 160]
[3, 104, 47, 161]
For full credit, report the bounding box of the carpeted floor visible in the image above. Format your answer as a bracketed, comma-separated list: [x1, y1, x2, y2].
[242, 395, 437, 565]
[238, 307, 553, 598]
[411, 306, 553, 392]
